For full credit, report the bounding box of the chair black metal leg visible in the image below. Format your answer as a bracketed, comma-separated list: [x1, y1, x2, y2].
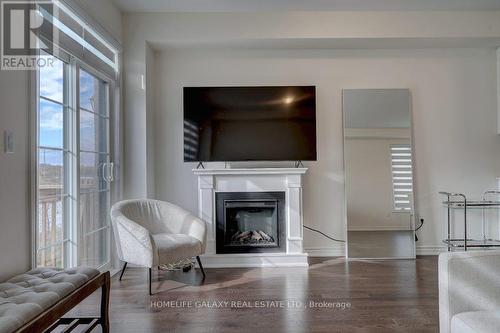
[148, 268, 152, 295]
[196, 256, 206, 279]
[119, 262, 127, 281]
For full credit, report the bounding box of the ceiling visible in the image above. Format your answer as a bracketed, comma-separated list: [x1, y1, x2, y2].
[111, 0, 500, 13]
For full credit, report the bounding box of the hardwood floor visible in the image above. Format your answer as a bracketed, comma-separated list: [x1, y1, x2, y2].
[69, 256, 439, 333]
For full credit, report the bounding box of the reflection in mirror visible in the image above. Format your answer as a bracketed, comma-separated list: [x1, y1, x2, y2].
[343, 89, 415, 259]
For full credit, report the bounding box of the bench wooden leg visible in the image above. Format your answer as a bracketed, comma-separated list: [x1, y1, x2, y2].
[100, 272, 110, 333]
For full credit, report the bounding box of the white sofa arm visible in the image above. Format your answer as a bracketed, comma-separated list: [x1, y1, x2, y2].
[112, 215, 154, 268]
[439, 250, 500, 333]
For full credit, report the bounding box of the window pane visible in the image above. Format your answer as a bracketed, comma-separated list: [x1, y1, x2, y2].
[37, 245, 64, 268]
[39, 148, 64, 198]
[81, 229, 108, 268]
[80, 69, 107, 115]
[37, 54, 67, 269]
[39, 56, 64, 103]
[80, 109, 108, 152]
[37, 198, 64, 268]
[80, 191, 109, 233]
[80, 152, 109, 192]
[39, 98, 63, 148]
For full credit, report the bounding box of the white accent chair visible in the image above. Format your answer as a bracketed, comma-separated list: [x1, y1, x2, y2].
[439, 250, 500, 333]
[110, 199, 207, 294]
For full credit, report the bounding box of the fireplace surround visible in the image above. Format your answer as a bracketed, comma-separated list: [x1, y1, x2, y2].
[193, 167, 308, 267]
[216, 192, 286, 254]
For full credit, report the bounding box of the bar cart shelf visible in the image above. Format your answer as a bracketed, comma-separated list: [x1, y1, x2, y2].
[440, 191, 500, 251]
[443, 238, 500, 248]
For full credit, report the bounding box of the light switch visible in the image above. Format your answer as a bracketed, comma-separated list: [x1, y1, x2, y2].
[4, 130, 14, 153]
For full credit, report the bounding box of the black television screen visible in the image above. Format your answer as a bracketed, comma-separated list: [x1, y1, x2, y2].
[183, 86, 317, 162]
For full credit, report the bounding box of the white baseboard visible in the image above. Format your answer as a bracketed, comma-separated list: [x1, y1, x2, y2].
[416, 245, 448, 255]
[200, 252, 309, 268]
[348, 226, 412, 231]
[306, 245, 446, 257]
[109, 268, 121, 277]
[122, 246, 445, 271]
[305, 246, 345, 257]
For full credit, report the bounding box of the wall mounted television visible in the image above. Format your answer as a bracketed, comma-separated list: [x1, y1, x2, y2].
[183, 86, 317, 162]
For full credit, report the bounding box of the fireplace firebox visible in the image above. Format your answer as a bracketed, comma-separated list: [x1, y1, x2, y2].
[216, 192, 286, 254]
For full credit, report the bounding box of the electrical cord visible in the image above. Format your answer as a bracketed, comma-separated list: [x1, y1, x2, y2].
[415, 218, 424, 232]
[303, 225, 345, 243]
[304, 220, 423, 244]
[415, 218, 424, 242]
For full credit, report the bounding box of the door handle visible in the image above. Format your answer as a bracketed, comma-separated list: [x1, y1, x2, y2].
[108, 162, 114, 182]
[101, 162, 114, 182]
[101, 163, 107, 181]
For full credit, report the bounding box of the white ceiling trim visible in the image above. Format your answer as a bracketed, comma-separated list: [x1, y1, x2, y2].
[111, 0, 500, 13]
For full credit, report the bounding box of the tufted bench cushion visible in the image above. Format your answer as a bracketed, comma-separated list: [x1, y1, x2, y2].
[0, 267, 99, 333]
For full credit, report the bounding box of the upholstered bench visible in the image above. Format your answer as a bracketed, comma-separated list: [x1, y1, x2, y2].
[0, 267, 110, 333]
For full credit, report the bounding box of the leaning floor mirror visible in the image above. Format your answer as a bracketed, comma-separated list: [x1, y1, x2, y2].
[343, 89, 416, 259]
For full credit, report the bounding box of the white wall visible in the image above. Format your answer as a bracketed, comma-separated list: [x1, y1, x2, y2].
[0, 0, 122, 280]
[0, 70, 31, 281]
[497, 48, 500, 134]
[122, 10, 500, 201]
[151, 47, 499, 255]
[121, 11, 500, 256]
[145, 44, 156, 198]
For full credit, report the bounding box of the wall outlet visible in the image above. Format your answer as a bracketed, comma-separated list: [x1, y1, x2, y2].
[3, 130, 14, 153]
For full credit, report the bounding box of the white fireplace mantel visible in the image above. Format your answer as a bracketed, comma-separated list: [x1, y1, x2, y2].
[193, 167, 309, 267]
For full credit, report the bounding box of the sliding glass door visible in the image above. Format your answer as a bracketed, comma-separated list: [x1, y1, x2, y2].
[78, 67, 112, 268]
[36, 53, 114, 270]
